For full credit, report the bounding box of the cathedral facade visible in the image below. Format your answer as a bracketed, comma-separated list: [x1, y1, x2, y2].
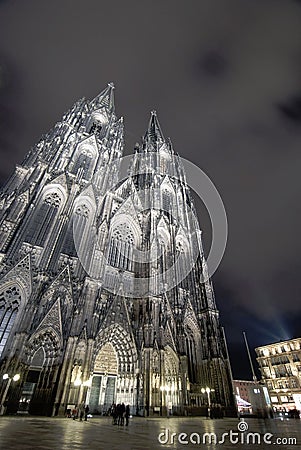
[0, 84, 235, 416]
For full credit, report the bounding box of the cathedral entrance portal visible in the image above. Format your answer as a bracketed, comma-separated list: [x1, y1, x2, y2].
[88, 342, 118, 414]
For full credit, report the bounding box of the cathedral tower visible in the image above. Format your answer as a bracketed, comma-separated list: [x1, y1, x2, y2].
[0, 84, 235, 417]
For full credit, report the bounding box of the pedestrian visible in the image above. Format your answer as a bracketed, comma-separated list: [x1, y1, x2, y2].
[117, 403, 122, 425]
[125, 404, 130, 426]
[120, 403, 125, 425]
[84, 404, 90, 421]
[111, 403, 117, 425]
[78, 403, 85, 421]
[72, 405, 78, 420]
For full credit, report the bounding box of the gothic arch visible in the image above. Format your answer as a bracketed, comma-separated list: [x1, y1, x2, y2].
[159, 145, 172, 173]
[164, 345, 179, 377]
[41, 185, 67, 204]
[157, 220, 170, 247]
[30, 347, 46, 369]
[73, 340, 87, 366]
[183, 317, 201, 384]
[108, 214, 140, 270]
[93, 324, 137, 374]
[175, 233, 190, 284]
[25, 327, 62, 367]
[110, 214, 140, 246]
[62, 195, 96, 257]
[70, 139, 98, 180]
[0, 282, 26, 357]
[161, 182, 174, 213]
[25, 185, 66, 247]
[89, 110, 108, 134]
[73, 194, 96, 220]
[94, 342, 118, 375]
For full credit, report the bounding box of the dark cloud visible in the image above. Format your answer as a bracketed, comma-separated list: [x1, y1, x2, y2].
[0, 55, 23, 184]
[278, 95, 301, 122]
[0, 0, 301, 378]
[197, 50, 228, 78]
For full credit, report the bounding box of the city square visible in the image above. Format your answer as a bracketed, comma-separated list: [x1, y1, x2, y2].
[0, 416, 300, 449]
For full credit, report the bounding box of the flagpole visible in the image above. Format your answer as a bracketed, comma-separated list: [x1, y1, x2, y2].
[243, 331, 257, 382]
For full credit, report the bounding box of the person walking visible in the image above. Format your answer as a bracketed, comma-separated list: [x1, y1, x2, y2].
[84, 404, 90, 421]
[111, 403, 117, 425]
[120, 403, 125, 425]
[78, 403, 85, 421]
[72, 405, 78, 420]
[125, 404, 130, 426]
[116, 403, 122, 425]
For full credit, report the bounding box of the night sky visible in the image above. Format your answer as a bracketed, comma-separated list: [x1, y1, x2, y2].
[1, 0, 301, 379]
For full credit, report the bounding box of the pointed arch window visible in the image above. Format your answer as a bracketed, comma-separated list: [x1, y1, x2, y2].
[31, 347, 45, 368]
[61, 219, 77, 256]
[0, 285, 22, 357]
[25, 191, 62, 247]
[108, 223, 135, 271]
[74, 203, 90, 240]
[184, 326, 198, 383]
[61, 203, 91, 257]
[62, 198, 95, 263]
[162, 188, 173, 213]
[175, 238, 190, 285]
[71, 148, 96, 181]
[88, 111, 108, 135]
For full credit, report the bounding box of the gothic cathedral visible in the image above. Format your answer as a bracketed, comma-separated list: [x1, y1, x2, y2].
[0, 84, 235, 416]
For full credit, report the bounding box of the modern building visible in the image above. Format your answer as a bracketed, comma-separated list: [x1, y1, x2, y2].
[0, 84, 235, 417]
[256, 338, 301, 412]
[233, 379, 271, 417]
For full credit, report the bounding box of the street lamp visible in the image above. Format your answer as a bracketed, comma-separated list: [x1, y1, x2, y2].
[160, 385, 171, 416]
[201, 387, 214, 418]
[0, 373, 21, 415]
[135, 368, 140, 416]
[73, 377, 92, 406]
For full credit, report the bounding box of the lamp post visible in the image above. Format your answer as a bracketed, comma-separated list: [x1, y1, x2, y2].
[201, 387, 214, 418]
[0, 373, 21, 415]
[135, 368, 140, 416]
[74, 377, 92, 410]
[160, 385, 170, 416]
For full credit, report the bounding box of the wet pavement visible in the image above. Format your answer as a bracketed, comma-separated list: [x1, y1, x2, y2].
[0, 415, 300, 449]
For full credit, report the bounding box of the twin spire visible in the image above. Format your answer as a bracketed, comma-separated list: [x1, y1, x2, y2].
[91, 83, 170, 150]
[90, 82, 115, 112]
[144, 110, 165, 145]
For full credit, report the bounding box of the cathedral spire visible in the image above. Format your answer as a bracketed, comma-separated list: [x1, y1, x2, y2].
[143, 110, 165, 146]
[90, 82, 115, 112]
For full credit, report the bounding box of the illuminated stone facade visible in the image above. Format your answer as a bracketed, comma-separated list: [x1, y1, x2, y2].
[256, 338, 301, 411]
[0, 84, 235, 416]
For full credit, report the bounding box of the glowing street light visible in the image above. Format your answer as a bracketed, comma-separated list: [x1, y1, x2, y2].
[201, 386, 214, 418]
[160, 385, 171, 416]
[0, 373, 21, 415]
[73, 377, 92, 407]
[74, 378, 92, 387]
